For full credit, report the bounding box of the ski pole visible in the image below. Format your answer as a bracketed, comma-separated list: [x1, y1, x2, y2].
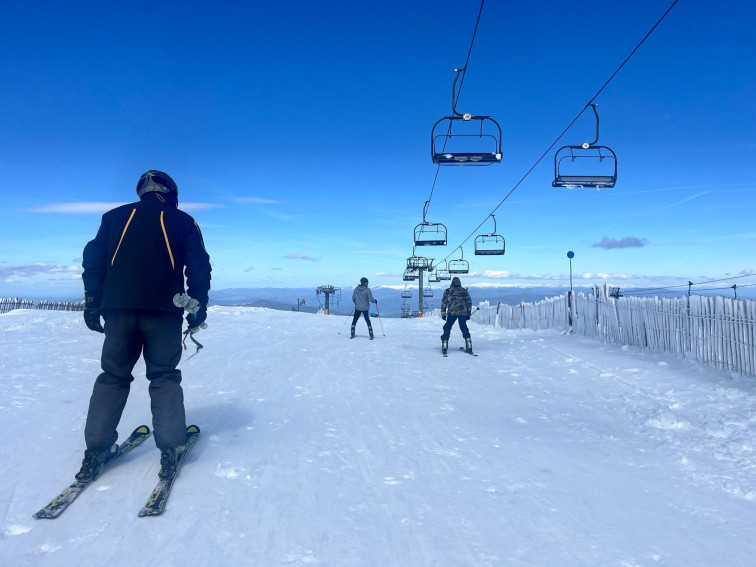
[375, 301, 385, 336]
[338, 308, 355, 334]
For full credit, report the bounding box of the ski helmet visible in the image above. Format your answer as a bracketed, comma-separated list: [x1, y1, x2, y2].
[360, 277, 368, 285]
[136, 170, 178, 198]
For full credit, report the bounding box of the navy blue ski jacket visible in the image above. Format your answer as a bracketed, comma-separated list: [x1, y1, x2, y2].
[82, 192, 211, 312]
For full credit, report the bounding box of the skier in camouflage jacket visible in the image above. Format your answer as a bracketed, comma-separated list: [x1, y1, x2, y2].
[440, 277, 474, 353]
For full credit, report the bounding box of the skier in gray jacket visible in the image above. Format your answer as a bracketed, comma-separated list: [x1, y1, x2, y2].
[351, 277, 378, 339]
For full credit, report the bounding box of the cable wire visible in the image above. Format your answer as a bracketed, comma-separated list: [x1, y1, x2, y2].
[436, 0, 680, 266]
[424, 0, 486, 213]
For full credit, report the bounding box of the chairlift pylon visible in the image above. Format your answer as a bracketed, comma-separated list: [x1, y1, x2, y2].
[431, 68, 502, 166]
[474, 214, 506, 256]
[553, 103, 617, 189]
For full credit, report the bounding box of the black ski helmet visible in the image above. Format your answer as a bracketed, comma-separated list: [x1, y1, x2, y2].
[360, 277, 368, 286]
[136, 170, 178, 198]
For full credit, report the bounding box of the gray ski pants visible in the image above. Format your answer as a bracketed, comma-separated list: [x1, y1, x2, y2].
[84, 310, 187, 451]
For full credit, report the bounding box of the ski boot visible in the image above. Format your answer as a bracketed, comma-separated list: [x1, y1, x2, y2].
[74, 444, 117, 482]
[441, 338, 448, 356]
[465, 337, 473, 354]
[369, 327, 374, 340]
[158, 444, 186, 480]
[350, 325, 355, 339]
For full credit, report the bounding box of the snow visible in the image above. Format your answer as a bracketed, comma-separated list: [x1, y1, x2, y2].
[1, 306, 755, 566]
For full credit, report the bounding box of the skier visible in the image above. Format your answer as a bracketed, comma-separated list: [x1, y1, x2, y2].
[78, 170, 211, 482]
[351, 277, 378, 339]
[440, 276, 473, 355]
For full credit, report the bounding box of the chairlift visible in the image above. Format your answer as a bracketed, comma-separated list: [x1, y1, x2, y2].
[448, 248, 470, 274]
[553, 103, 617, 189]
[403, 268, 418, 281]
[401, 286, 412, 299]
[406, 254, 434, 271]
[474, 214, 506, 256]
[431, 68, 502, 166]
[414, 201, 448, 246]
[436, 262, 451, 280]
[401, 302, 411, 318]
[428, 271, 441, 283]
[423, 287, 434, 298]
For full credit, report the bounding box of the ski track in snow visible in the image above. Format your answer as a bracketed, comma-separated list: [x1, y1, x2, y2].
[1, 307, 755, 566]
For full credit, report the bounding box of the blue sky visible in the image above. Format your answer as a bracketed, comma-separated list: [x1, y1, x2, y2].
[1, 0, 755, 299]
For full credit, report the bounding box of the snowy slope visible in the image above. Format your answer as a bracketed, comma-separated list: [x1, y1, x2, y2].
[1, 307, 755, 566]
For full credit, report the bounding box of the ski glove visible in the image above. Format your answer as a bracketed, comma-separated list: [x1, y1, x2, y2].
[83, 293, 104, 333]
[187, 305, 207, 329]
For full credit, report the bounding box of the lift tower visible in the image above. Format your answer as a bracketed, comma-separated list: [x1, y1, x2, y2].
[316, 285, 340, 315]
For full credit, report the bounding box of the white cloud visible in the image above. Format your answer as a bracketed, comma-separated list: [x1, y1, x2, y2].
[284, 253, 317, 262]
[0, 263, 82, 281]
[481, 270, 513, 279]
[593, 237, 649, 249]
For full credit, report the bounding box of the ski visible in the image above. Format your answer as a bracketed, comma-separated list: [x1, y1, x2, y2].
[34, 425, 151, 519]
[138, 424, 200, 517]
[459, 347, 478, 356]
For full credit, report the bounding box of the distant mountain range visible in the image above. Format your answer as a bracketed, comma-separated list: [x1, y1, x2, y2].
[14, 283, 750, 319]
[209, 283, 756, 318]
[211, 285, 594, 318]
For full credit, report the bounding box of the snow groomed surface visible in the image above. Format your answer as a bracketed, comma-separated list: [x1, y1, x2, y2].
[1, 307, 755, 566]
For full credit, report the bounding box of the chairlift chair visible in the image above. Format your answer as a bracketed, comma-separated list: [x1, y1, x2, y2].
[436, 262, 452, 280]
[414, 222, 448, 246]
[428, 271, 441, 283]
[413, 201, 448, 246]
[448, 248, 469, 274]
[553, 103, 617, 189]
[474, 214, 506, 256]
[403, 268, 418, 282]
[401, 287, 412, 299]
[423, 287, 434, 298]
[431, 69, 503, 166]
[448, 259, 469, 274]
[406, 254, 434, 272]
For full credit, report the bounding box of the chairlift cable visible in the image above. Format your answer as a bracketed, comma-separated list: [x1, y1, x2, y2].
[424, 0, 486, 214]
[437, 0, 680, 266]
[620, 272, 756, 296]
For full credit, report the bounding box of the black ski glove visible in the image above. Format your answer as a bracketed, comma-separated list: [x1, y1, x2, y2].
[83, 292, 104, 333]
[187, 304, 207, 329]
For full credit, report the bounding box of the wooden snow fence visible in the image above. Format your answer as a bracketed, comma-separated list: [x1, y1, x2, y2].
[445, 288, 756, 377]
[470, 296, 571, 332]
[571, 290, 756, 377]
[0, 297, 85, 315]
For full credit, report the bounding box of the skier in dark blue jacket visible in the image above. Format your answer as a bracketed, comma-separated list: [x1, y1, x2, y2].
[77, 170, 211, 482]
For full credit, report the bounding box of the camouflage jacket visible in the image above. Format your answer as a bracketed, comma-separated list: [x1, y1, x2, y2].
[441, 281, 472, 317]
